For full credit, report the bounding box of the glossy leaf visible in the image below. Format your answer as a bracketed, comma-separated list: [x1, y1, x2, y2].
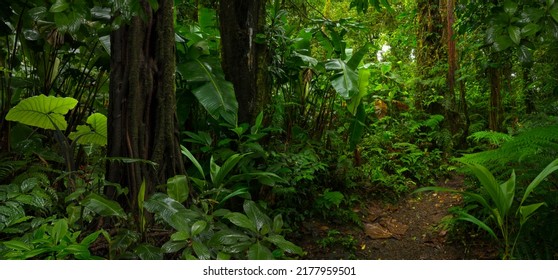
[212, 153, 248, 188]
[247, 242, 273, 260]
[178, 58, 238, 126]
[80, 230, 103, 246]
[550, 3, 558, 23]
[210, 230, 251, 247]
[135, 244, 163, 260]
[143, 193, 198, 232]
[508, 25, 521, 45]
[192, 240, 211, 260]
[225, 212, 257, 233]
[191, 220, 207, 236]
[325, 59, 359, 99]
[265, 234, 304, 255]
[82, 193, 126, 219]
[503, 0, 518, 15]
[3, 240, 31, 251]
[181, 145, 206, 180]
[50, 0, 69, 13]
[51, 219, 68, 245]
[273, 214, 284, 234]
[167, 175, 189, 204]
[243, 200, 272, 233]
[162, 240, 188, 253]
[521, 23, 541, 37]
[5, 95, 78, 131]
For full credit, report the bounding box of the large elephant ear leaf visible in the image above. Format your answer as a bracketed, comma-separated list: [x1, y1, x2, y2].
[69, 113, 108, 146]
[5, 94, 78, 130]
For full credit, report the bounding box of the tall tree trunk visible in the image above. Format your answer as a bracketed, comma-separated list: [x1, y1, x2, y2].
[219, 0, 269, 124]
[487, 66, 502, 131]
[107, 0, 185, 212]
[417, 0, 465, 149]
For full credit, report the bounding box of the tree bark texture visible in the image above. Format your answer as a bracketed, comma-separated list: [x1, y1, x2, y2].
[488, 66, 503, 131]
[107, 0, 185, 212]
[219, 0, 269, 124]
[417, 0, 464, 146]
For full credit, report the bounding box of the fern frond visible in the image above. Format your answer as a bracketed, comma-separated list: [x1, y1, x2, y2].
[0, 156, 27, 183]
[459, 125, 558, 177]
[468, 130, 512, 147]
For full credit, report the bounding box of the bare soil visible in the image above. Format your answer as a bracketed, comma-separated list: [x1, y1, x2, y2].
[295, 176, 499, 260]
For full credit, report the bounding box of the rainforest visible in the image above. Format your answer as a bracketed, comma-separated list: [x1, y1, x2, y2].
[1, 0, 558, 260]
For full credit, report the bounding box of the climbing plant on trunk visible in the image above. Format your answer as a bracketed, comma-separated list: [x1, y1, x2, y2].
[107, 0, 185, 212]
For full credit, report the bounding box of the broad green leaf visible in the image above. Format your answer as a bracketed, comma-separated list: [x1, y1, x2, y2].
[217, 187, 249, 204]
[348, 104, 366, 150]
[5, 95, 78, 130]
[143, 193, 198, 232]
[171, 231, 190, 241]
[161, 240, 188, 253]
[492, 35, 514, 52]
[191, 220, 207, 236]
[519, 203, 545, 226]
[550, 3, 558, 23]
[192, 240, 211, 260]
[325, 59, 359, 99]
[347, 43, 370, 70]
[28, 7, 48, 21]
[80, 230, 103, 246]
[138, 179, 146, 214]
[503, 0, 518, 15]
[51, 219, 68, 245]
[499, 170, 516, 216]
[181, 145, 205, 179]
[167, 175, 189, 204]
[209, 156, 220, 186]
[457, 212, 497, 240]
[251, 111, 264, 134]
[178, 58, 238, 126]
[224, 212, 257, 233]
[521, 23, 541, 37]
[273, 214, 284, 234]
[68, 113, 108, 146]
[466, 164, 503, 212]
[213, 153, 248, 188]
[247, 242, 273, 260]
[209, 230, 251, 246]
[243, 200, 272, 233]
[347, 67, 371, 115]
[50, 0, 69, 13]
[217, 252, 231, 260]
[521, 158, 558, 205]
[265, 234, 303, 255]
[135, 244, 163, 260]
[3, 240, 31, 251]
[508, 25, 521, 45]
[81, 193, 126, 219]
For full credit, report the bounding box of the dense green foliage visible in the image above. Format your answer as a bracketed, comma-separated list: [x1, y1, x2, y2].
[1, 0, 558, 260]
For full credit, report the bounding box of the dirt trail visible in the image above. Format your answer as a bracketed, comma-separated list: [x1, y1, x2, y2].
[298, 177, 497, 259]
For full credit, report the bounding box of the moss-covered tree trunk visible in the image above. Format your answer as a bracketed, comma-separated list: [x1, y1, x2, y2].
[219, 0, 269, 124]
[416, 0, 464, 148]
[107, 0, 185, 212]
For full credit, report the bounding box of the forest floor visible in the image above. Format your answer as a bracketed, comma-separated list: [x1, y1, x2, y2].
[295, 175, 500, 260]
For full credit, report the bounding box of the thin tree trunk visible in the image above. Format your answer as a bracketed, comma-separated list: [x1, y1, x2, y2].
[107, 0, 185, 212]
[488, 66, 502, 131]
